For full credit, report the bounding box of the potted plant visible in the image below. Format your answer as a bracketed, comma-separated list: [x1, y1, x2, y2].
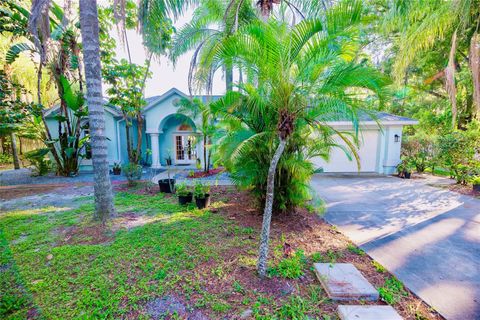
[176, 182, 193, 205]
[112, 162, 121, 175]
[471, 176, 480, 192]
[159, 156, 175, 193]
[397, 159, 412, 179]
[194, 181, 211, 209]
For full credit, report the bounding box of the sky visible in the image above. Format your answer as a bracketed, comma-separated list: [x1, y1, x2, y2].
[111, 10, 226, 98]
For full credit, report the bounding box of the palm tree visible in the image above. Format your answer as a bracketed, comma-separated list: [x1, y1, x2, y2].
[170, 0, 255, 93]
[204, 1, 388, 277]
[382, 0, 480, 123]
[79, 0, 115, 222]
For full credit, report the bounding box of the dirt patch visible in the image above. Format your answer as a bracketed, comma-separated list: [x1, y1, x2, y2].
[0, 184, 65, 200]
[57, 224, 113, 246]
[113, 181, 160, 196]
[145, 295, 208, 320]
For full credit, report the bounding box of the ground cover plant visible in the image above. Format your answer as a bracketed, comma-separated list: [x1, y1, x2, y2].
[0, 184, 441, 319]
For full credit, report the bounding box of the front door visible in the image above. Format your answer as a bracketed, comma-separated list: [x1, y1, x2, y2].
[175, 135, 197, 164]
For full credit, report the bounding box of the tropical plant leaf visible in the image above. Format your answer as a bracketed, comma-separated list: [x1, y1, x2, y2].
[6, 42, 35, 64]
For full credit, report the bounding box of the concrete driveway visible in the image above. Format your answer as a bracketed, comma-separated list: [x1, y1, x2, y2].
[311, 174, 480, 320]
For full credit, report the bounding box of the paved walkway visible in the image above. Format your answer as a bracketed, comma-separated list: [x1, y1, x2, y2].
[311, 174, 480, 320]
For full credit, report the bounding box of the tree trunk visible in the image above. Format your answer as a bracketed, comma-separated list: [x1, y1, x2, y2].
[10, 132, 20, 170]
[79, 0, 114, 222]
[470, 32, 480, 118]
[125, 117, 133, 163]
[203, 135, 207, 172]
[257, 137, 287, 277]
[135, 114, 144, 164]
[225, 64, 233, 92]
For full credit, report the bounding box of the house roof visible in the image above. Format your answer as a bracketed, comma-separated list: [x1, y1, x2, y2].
[143, 87, 222, 113]
[44, 99, 122, 118]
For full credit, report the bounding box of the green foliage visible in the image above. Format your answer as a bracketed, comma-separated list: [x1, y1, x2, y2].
[437, 131, 478, 184]
[347, 244, 365, 256]
[402, 135, 437, 173]
[379, 277, 407, 305]
[471, 176, 480, 185]
[372, 261, 386, 273]
[24, 148, 51, 176]
[0, 70, 32, 135]
[175, 182, 191, 197]
[0, 153, 12, 165]
[273, 250, 307, 279]
[193, 181, 210, 199]
[0, 230, 35, 319]
[122, 163, 142, 186]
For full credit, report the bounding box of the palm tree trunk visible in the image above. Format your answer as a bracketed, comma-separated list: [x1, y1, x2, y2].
[10, 132, 20, 170]
[79, 0, 114, 222]
[257, 137, 287, 278]
[470, 32, 480, 118]
[225, 65, 233, 92]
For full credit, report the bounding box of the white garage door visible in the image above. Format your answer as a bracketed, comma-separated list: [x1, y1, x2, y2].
[312, 130, 379, 173]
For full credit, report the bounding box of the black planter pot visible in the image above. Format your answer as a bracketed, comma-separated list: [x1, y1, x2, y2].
[178, 193, 193, 205]
[166, 159, 172, 166]
[113, 169, 121, 175]
[195, 194, 211, 209]
[159, 179, 176, 193]
[473, 184, 480, 192]
[404, 171, 411, 179]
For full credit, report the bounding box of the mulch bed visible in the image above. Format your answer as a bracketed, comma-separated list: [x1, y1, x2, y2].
[208, 187, 442, 319]
[444, 183, 480, 198]
[187, 168, 225, 179]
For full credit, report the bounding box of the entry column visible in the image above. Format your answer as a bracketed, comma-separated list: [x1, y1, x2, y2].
[149, 133, 161, 169]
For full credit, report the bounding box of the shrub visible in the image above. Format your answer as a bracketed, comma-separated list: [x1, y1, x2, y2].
[122, 163, 142, 186]
[470, 176, 480, 185]
[0, 153, 12, 165]
[437, 132, 475, 183]
[402, 135, 437, 173]
[24, 148, 51, 176]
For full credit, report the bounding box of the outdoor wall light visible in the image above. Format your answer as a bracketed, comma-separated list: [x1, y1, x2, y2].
[394, 134, 400, 142]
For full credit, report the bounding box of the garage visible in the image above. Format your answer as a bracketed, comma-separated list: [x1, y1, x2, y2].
[311, 112, 418, 174]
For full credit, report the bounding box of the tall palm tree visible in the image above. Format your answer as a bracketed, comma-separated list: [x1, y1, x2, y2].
[382, 0, 480, 123]
[170, 0, 255, 93]
[204, 0, 388, 277]
[79, 0, 115, 222]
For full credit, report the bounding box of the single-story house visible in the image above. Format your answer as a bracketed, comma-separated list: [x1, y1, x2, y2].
[45, 88, 417, 175]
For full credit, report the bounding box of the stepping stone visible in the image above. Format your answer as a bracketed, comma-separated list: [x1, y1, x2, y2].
[313, 263, 379, 301]
[337, 305, 403, 320]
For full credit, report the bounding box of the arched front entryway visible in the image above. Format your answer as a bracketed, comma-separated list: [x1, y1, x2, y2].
[149, 114, 199, 168]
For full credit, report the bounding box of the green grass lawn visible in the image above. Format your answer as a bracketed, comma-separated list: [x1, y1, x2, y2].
[0, 186, 438, 319]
